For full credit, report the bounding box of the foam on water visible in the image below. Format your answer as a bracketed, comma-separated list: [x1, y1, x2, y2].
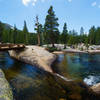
[83, 75, 100, 86]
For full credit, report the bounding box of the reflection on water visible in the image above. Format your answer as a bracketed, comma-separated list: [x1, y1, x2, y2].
[0, 52, 100, 100]
[53, 53, 100, 85]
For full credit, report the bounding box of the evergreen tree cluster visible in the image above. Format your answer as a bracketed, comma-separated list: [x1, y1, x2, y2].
[0, 21, 37, 45]
[88, 26, 100, 45]
[0, 6, 100, 46]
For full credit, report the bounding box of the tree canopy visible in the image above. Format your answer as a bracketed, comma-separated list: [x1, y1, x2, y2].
[44, 6, 59, 47]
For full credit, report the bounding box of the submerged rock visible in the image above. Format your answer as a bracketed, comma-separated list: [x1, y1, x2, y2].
[0, 69, 13, 100]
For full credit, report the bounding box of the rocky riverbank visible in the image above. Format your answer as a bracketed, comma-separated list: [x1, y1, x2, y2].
[8, 45, 100, 95]
[9, 46, 56, 73]
[0, 69, 13, 100]
[44, 44, 100, 54]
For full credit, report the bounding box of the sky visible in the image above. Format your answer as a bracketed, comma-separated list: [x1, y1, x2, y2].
[0, 0, 100, 34]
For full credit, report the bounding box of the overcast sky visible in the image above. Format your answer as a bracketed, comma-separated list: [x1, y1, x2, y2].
[0, 0, 100, 33]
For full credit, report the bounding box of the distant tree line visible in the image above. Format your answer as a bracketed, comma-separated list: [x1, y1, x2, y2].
[0, 6, 100, 47]
[0, 21, 38, 45]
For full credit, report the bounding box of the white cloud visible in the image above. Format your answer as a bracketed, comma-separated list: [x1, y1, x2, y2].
[91, 1, 100, 9]
[22, 0, 31, 6]
[22, 0, 45, 6]
[22, 0, 72, 6]
[91, 2, 97, 7]
[34, 0, 37, 2]
[68, 0, 72, 2]
[32, 2, 35, 6]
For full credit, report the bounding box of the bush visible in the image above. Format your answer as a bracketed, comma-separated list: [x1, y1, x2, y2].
[46, 47, 59, 52]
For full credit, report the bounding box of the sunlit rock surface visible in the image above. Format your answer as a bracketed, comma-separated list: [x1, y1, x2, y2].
[9, 46, 56, 73]
[91, 83, 100, 93]
[0, 69, 13, 100]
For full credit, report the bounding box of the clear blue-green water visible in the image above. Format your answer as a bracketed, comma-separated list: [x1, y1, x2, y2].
[53, 53, 100, 85]
[0, 52, 100, 100]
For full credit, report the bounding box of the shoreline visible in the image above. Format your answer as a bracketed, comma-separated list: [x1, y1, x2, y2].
[53, 49, 100, 54]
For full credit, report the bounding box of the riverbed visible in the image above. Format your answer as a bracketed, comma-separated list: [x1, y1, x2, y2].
[0, 52, 100, 100]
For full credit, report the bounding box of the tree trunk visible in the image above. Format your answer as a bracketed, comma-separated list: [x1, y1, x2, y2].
[64, 44, 66, 49]
[52, 43, 55, 48]
[38, 32, 41, 46]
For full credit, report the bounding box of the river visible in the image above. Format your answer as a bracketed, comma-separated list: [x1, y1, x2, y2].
[53, 53, 100, 85]
[0, 52, 100, 100]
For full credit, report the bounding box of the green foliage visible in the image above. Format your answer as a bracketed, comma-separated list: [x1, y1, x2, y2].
[23, 21, 29, 44]
[44, 6, 59, 47]
[1, 6, 100, 46]
[88, 26, 96, 44]
[28, 33, 38, 45]
[95, 27, 100, 45]
[60, 23, 68, 48]
[80, 27, 84, 35]
[34, 16, 44, 46]
[46, 47, 59, 52]
[0, 20, 37, 45]
[0, 21, 4, 42]
[13, 25, 18, 44]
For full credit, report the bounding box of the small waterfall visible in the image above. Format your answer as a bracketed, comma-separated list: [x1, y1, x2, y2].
[54, 73, 72, 82]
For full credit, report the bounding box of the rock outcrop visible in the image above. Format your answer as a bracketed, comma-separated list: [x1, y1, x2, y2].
[91, 83, 100, 94]
[9, 46, 56, 73]
[0, 69, 13, 100]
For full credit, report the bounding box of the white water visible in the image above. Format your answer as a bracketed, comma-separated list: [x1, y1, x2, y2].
[83, 75, 100, 86]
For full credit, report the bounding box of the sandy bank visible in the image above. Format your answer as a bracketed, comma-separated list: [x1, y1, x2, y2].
[9, 46, 56, 73]
[0, 69, 13, 100]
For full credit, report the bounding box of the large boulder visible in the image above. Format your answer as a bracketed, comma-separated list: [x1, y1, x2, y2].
[0, 69, 13, 100]
[9, 46, 56, 73]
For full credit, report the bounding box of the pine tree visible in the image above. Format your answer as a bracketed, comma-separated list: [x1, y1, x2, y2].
[44, 6, 59, 47]
[88, 26, 96, 44]
[68, 35, 74, 45]
[2, 29, 7, 43]
[80, 27, 84, 35]
[0, 21, 4, 42]
[39, 24, 44, 45]
[9, 29, 14, 43]
[23, 21, 29, 44]
[95, 27, 100, 45]
[35, 16, 42, 46]
[13, 25, 18, 44]
[61, 23, 68, 49]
